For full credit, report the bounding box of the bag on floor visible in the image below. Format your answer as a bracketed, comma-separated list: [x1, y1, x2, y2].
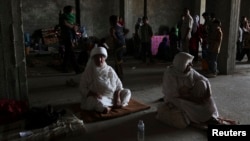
[24, 105, 65, 130]
[156, 103, 190, 129]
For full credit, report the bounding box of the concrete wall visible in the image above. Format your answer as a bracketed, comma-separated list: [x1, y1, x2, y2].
[147, 0, 191, 35]
[0, 0, 28, 100]
[21, 0, 195, 39]
[21, 0, 250, 40]
[22, 0, 75, 34]
[79, 0, 119, 38]
[124, 0, 144, 37]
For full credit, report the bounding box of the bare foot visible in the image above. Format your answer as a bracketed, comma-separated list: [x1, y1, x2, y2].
[113, 90, 122, 108]
[113, 99, 122, 109]
[102, 107, 111, 114]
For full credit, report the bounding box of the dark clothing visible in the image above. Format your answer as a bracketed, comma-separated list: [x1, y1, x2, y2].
[141, 42, 153, 62]
[156, 38, 171, 61]
[238, 48, 250, 61]
[133, 23, 141, 59]
[135, 23, 141, 36]
[237, 31, 250, 61]
[139, 23, 153, 62]
[112, 24, 126, 63]
[206, 51, 218, 74]
[110, 23, 127, 81]
[60, 13, 81, 74]
[169, 32, 179, 60]
[236, 41, 243, 61]
[60, 13, 77, 42]
[200, 24, 209, 59]
[61, 38, 81, 73]
[236, 27, 243, 61]
[114, 24, 126, 48]
[189, 24, 202, 61]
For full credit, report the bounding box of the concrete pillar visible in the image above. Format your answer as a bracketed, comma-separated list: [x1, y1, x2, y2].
[0, 0, 29, 101]
[206, 0, 241, 74]
[119, 0, 124, 18]
[192, 0, 206, 24]
[124, 0, 144, 38]
[192, 0, 201, 16]
[144, 0, 147, 17]
[75, 0, 81, 25]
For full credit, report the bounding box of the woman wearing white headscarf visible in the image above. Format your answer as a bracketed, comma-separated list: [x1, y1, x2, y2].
[157, 52, 220, 128]
[79, 47, 131, 114]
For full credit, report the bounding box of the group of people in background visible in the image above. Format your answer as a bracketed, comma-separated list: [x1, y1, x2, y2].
[176, 9, 223, 78]
[109, 14, 155, 81]
[200, 12, 223, 78]
[133, 16, 154, 63]
[58, 4, 250, 81]
[131, 8, 223, 79]
[58, 6, 224, 79]
[236, 16, 250, 62]
[109, 15, 129, 81]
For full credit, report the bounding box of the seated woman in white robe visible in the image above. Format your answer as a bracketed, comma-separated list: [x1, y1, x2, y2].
[157, 52, 236, 129]
[79, 46, 131, 114]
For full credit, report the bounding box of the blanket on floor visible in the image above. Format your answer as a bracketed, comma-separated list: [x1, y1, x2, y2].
[67, 99, 151, 123]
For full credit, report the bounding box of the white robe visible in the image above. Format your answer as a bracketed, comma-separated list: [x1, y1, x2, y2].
[79, 59, 131, 112]
[161, 52, 219, 124]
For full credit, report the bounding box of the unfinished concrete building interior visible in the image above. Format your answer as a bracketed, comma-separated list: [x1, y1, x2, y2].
[1, 0, 250, 140]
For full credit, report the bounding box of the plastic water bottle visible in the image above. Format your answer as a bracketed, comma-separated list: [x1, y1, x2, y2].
[137, 120, 145, 141]
[19, 131, 33, 137]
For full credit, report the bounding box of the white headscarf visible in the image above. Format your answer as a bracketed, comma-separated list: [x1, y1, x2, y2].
[86, 46, 108, 68]
[84, 46, 119, 98]
[90, 46, 108, 59]
[192, 15, 199, 33]
[172, 52, 194, 73]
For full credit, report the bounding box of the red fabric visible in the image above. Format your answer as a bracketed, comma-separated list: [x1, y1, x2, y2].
[189, 37, 199, 50]
[199, 24, 209, 45]
[151, 35, 169, 55]
[0, 99, 29, 125]
[190, 24, 202, 50]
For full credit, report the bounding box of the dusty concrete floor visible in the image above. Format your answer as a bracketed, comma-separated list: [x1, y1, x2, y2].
[26, 54, 250, 141]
